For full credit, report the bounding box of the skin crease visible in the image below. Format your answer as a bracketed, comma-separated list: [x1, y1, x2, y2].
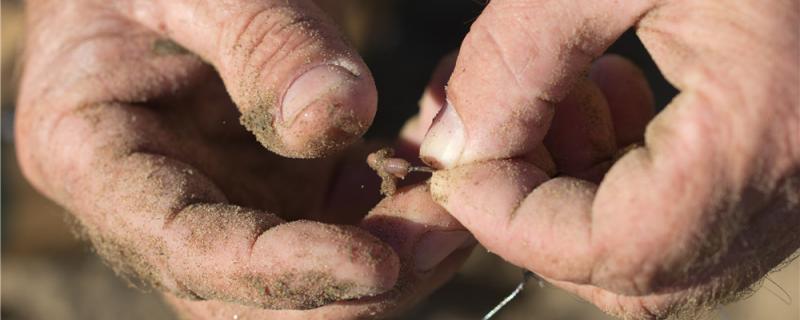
[16, 0, 471, 319]
[15, 1, 799, 320]
[420, 0, 800, 318]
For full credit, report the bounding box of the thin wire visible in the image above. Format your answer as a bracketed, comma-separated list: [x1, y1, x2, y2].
[763, 276, 792, 305]
[483, 271, 533, 320]
[409, 166, 435, 173]
[481, 271, 791, 320]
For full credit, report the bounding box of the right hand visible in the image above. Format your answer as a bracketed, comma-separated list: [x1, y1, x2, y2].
[420, 0, 799, 318]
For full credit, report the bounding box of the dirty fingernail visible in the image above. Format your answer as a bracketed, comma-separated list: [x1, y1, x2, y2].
[415, 230, 473, 272]
[282, 64, 358, 125]
[420, 102, 465, 169]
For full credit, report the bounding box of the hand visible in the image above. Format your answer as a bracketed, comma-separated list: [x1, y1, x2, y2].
[16, 0, 473, 318]
[420, 0, 799, 318]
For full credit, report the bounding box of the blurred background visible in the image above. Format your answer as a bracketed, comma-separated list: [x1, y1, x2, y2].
[2, 0, 798, 319]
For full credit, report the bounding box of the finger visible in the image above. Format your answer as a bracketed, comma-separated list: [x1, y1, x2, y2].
[420, 0, 655, 168]
[543, 253, 764, 319]
[522, 144, 557, 178]
[123, 0, 377, 158]
[37, 103, 399, 309]
[428, 161, 756, 318]
[164, 293, 371, 320]
[428, 161, 593, 282]
[589, 54, 655, 147]
[591, 0, 800, 296]
[399, 52, 457, 151]
[165, 184, 474, 320]
[544, 278, 677, 318]
[16, 10, 398, 309]
[322, 53, 459, 222]
[543, 78, 616, 182]
[359, 184, 475, 313]
[432, 0, 800, 305]
[361, 184, 473, 275]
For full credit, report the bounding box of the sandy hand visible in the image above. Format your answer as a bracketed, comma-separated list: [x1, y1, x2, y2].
[167, 184, 475, 319]
[15, 0, 470, 318]
[421, 0, 799, 318]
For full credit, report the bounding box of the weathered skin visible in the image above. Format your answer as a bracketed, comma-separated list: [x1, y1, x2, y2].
[16, 0, 800, 319]
[421, 0, 800, 318]
[16, 1, 472, 318]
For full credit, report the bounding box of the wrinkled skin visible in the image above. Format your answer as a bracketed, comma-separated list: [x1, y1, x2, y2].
[16, 0, 800, 319]
[16, 0, 472, 319]
[420, 0, 800, 318]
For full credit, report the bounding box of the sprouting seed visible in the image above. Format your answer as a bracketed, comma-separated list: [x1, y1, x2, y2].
[367, 147, 433, 196]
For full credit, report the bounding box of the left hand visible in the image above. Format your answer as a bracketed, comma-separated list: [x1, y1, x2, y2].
[15, 1, 472, 318]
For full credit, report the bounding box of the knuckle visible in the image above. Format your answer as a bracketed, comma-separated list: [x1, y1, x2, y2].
[592, 227, 672, 296]
[464, 20, 528, 90]
[619, 299, 664, 320]
[223, 5, 327, 82]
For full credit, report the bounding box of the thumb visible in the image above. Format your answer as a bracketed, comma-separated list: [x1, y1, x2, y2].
[420, 0, 654, 168]
[124, 0, 376, 158]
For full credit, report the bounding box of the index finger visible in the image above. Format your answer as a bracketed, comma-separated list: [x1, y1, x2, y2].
[425, 0, 800, 313]
[420, 0, 653, 168]
[15, 5, 398, 309]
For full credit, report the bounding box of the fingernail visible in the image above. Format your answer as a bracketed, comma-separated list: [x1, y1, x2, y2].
[414, 230, 473, 272]
[420, 102, 465, 169]
[282, 65, 358, 125]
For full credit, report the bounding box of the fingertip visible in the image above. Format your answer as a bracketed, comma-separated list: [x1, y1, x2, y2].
[429, 160, 548, 235]
[420, 102, 466, 169]
[589, 54, 655, 146]
[133, 0, 378, 159]
[543, 78, 616, 176]
[364, 185, 461, 236]
[250, 220, 399, 309]
[241, 64, 377, 159]
[420, 1, 652, 167]
[400, 52, 457, 151]
[361, 184, 473, 278]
